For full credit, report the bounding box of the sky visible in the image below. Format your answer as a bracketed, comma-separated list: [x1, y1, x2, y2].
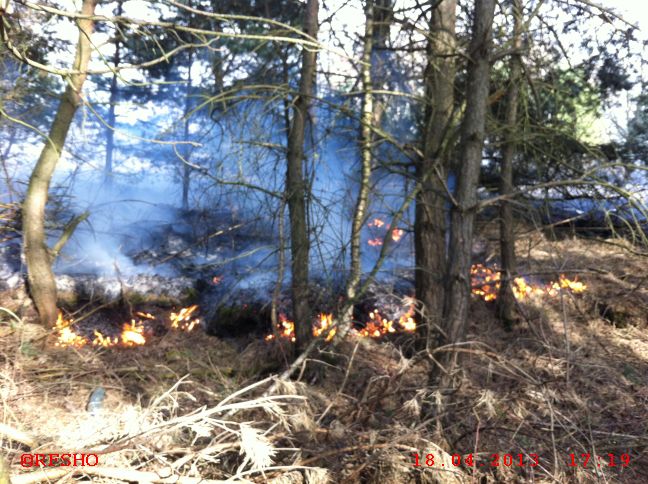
[13, 0, 648, 153]
[15, 0, 648, 170]
[595, 0, 647, 139]
[608, 0, 648, 32]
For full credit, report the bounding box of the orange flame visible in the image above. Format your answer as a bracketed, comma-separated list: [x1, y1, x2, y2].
[265, 313, 296, 342]
[366, 219, 404, 245]
[92, 330, 119, 347]
[358, 309, 395, 337]
[55, 305, 202, 348]
[121, 320, 147, 346]
[135, 311, 156, 320]
[265, 305, 417, 343]
[391, 229, 404, 242]
[170, 304, 200, 332]
[313, 313, 336, 341]
[470, 264, 587, 302]
[55, 312, 87, 348]
[398, 305, 417, 332]
[265, 266, 586, 344]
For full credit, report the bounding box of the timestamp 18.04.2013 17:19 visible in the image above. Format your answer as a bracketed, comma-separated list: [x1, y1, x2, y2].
[410, 453, 631, 469]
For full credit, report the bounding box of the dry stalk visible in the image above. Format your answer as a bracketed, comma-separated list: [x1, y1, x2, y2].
[10, 466, 238, 484]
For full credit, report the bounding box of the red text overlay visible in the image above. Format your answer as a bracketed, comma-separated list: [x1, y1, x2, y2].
[20, 453, 99, 468]
[411, 453, 631, 469]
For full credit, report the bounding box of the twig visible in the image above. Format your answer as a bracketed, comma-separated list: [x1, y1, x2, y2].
[10, 466, 232, 484]
[316, 341, 359, 424]
[157, 223, 245, 264]
[50, 211, 90, 260]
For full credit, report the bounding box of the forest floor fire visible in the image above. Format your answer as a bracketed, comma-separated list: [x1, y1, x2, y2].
[263, 266, 586, 343]
[54, 305, 200, 348]
[3, 235, 646, 483]
[52, 264, 586, 349]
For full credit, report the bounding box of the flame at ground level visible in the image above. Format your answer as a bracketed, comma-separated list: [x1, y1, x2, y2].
[366, 217, 405, 246]
[264, 314, 296, 343]
[265, 306, 417, 343]
[170, 305, 200, 332]
[471, 264, 587, 302]
[54, 266, 586, 348]
[55, 306, 200, 348]
[264, 267, 586, 343]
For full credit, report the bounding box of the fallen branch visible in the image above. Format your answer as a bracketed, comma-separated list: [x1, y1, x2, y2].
[157, 223, 245, 264]
[10, 466, 237, 484]
[0, 423, 36, 448]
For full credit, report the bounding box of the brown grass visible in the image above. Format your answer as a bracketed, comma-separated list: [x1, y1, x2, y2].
[1, 231, 647, 483]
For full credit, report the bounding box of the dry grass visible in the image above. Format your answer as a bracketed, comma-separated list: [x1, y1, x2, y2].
[1, 230, 647, 483]
[0, 329, 319, 483]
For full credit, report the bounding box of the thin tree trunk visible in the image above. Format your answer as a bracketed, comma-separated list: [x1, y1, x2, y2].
[339, 0, 375, 338]
[286, 0, 318, 352]
[0, 126, 17, 201]
[439, 0, 496, 378]
[271, 199, 286, 331]
[370, 0, 393, 127]
[497, 0, 523, 327]
[105, 72, 118, 179]
[22, 0, 97, 327]
[104, 0, 123, 181]
[415, 0, 456, 347]
[182, 48, 195, 211]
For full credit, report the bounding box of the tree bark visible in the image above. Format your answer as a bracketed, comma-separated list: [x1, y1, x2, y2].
[339, 0, 375, 338]
[415, 0, 456, 347]
[369, 0, 393, 127]
[182, 48, 195, 211]
[439, 0, 496, 378]
[286, 0, 318, 352]
[497, 0, 523, 328]
[22, 0, 97, 327]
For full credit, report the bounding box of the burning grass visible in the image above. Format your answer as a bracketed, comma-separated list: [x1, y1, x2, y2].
[1, 232, 647, 483]
[263, 307, 417, 343]
[54, 305, 200, 349]
[261, 266, 586, 344]
[470, 263, 586, 302]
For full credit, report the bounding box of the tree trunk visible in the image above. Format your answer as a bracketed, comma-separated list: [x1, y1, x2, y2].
[439, 0, 496, 378]
[104, 0, 123, 182]
[369, 0, 393, 127]
[182, 48, 195, 211]
[497, 0, 523, 328]
[415, 0, 456, 347]
[286, 0, 318, 352]
[339, 0, 375, 338]
[22, 0, 97, 327]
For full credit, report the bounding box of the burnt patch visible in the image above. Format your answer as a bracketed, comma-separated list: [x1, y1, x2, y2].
[204, 302, 271, 338]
